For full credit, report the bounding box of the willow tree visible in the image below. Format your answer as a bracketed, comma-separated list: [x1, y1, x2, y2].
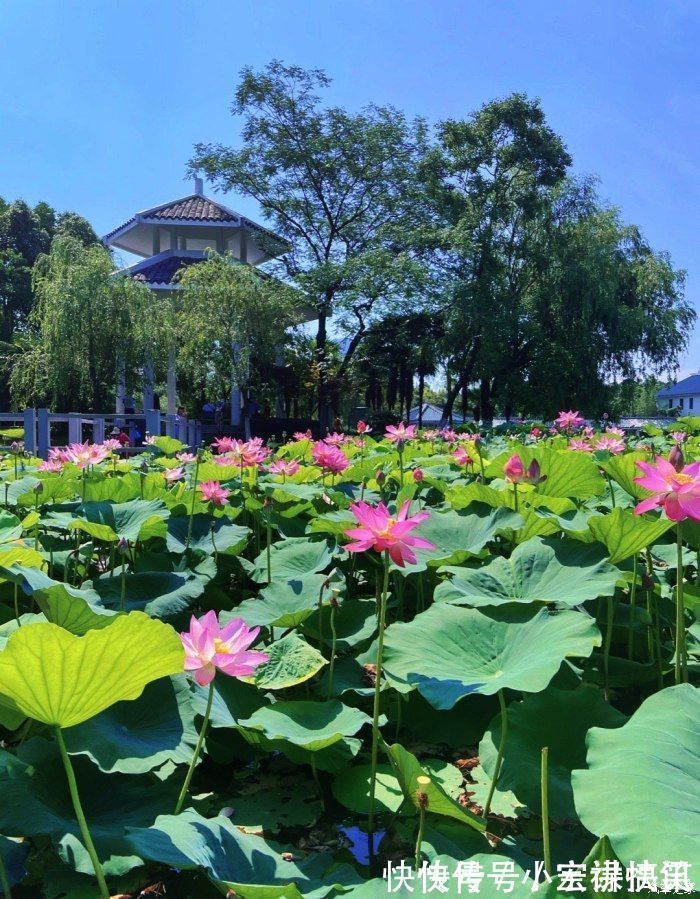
[8, 236, 150, 411]
[175, 252, 299, 423]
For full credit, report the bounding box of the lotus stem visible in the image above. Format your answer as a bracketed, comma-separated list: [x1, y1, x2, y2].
[398, 446, 404, 489]
[483, 689, 508, 819]
[512, 482, 519, 512]
[414, 776, 430, 871]
[627, 556, 637, 659]
[326, 597, 338, 700]
[55, 726, 109, 899]
[266, 512, 272, 584]
[603, 595, 615, 701]
[604, 472, 615, 508]
[185, 453, 201, 550]
[0, 849, 11, 899]
[13, 584, 19, 626]
[119, 556, 126, 612]
[675, 521, 687, 684]
[368, 550, 391, 835]
[541, 746, 551, 876]
[175, 679, 215, 815]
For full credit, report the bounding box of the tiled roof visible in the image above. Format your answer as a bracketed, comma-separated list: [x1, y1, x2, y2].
[131, 254, 201, 286]
[145, 195, 239, 222]
[657, 374, 700, 397]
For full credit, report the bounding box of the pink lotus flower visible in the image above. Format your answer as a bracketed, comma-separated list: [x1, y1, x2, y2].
[671, 431, 687, 444]
[102, 438, 121, 452]
[504, 454, 545, 485]
[164, 466, 185, 483]
[344, 500, 435, 567]
[440, 428, 459, 443]
[177, 451, 196, 463]
[357, 420, 372, 434]
[38, 459, 63, 473]
[413, 468, 424, 483]
[200, 480, 230, 507]
[311, 441, 349, 475]
[582, 426, 595, 439]
[66, 442, 110, 469]
[269, 459, 300, 478]
[422, 429, 439, 440]
[180, 611, 269, 686]
[385, 422, 417, 443]
[569, 438, 593, 452]
[293, 430, 312, 441]
[530, 427, 542, 438]
[452, 446, 474, 467]
[324, 432, 345, 446]
[606, 426, 625, 438]
[49, 447, 72, 464]
[593, 435, 625, 455]
[212, 436, 237, 454]
[144, 435, 157, 446]
[555, 410, 585, 431]
[634, 457, 700, 521]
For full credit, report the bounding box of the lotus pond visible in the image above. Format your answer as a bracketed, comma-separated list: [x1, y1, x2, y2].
[0, 422, 697, 898]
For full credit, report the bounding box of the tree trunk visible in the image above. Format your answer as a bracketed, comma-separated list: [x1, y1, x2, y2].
[480, 379, 495, 429]
[316, 308, 331, 431]
[418, 372, 425, 428]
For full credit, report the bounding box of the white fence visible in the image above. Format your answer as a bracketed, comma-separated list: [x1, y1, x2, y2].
[0, 409, 202, 459]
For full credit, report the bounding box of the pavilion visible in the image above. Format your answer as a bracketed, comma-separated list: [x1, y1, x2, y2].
[103, 178, 292, 425]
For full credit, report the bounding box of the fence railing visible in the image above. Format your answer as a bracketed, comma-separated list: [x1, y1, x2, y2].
[0, 410, 202, 459]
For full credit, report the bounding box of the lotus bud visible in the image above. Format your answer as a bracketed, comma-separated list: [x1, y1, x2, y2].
[503, 454, 526, 484]
[10, 441, 21, 455]
[376, 469, 386, 486]
[413, 467, 424, 483]
[33, 481, 43, 495]
[669, 444, 685, 472]
[117, 536, 129, 555]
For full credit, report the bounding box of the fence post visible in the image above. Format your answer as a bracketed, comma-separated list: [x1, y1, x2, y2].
[177, 417, 187, 443]
[37, 409, 50, 459]
[145, 409, 161, 439]
[68, 413, 82, 445]
[187, 419, 196, 448]
[23, 408, 37, 456]
[195, 419, 202, 448]
[165, 414, 176, 438]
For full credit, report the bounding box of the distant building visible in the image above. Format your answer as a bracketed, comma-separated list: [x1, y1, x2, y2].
[656, 373, 700, 414]
[407, 403, 465, 425]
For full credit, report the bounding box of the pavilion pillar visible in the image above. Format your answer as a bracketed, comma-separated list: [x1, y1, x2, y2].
[231, 342, 242, 427]
[166, 348, 177, 415]
[275, 346, 285, 417]
[116, 362, 126, 414]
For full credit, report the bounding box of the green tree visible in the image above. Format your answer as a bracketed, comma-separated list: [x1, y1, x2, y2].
[175, 253, 299, 428]
[190, 60, 428, 425]
[8, 236, 150, 411]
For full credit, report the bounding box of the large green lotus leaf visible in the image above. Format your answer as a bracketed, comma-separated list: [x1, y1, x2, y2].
[68, 499, 170, 543]
[383, 605, 601, 709]
[236, 700, 370, 752]
[332, 758, 462, 816]
[0, 564, 117, 634]
[435, 537, 619, 608]
[151, 435, 186, 455]
[92, 571, 204, 617]
[63, 675, 197, 773]
[535, 448, 606, 499]
[404, 505, 523, 570]
[0, 612, 184, 726]
[166, 513, 250, 555]
[81, 473, 141, 503]
[192, 675, 267, 729]
[479, 685, 626, 819]
[0, 544, 45, 574]
[599, 453, 649, 501]
[587, 506, 673, 564]
[307, 510, 355, 538]
[0, 835, 29, 888]
[445, 482, 514, 511]
[245, 632, 326, 691]
[385, 742, 486, 832]
[302, 597, 377, 650]
[126, 809, 360, 898]
[0, 738, 175, 877]
[251, 537, 334, 583]
[232, 573, 329, 629]
[2, 475, 41, 505]
[0, 509, 23, 543]
[226, 776, 323, 835]
[572, 684, 700, 866]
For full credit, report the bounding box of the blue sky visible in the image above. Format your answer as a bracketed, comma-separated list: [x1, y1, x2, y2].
[1, 0, 699, 375]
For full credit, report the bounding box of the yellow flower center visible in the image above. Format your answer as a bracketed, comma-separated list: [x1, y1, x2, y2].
[378, 517, 397, 537]
[213, 637, 230, 654]
[672, 473, 694, 485]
